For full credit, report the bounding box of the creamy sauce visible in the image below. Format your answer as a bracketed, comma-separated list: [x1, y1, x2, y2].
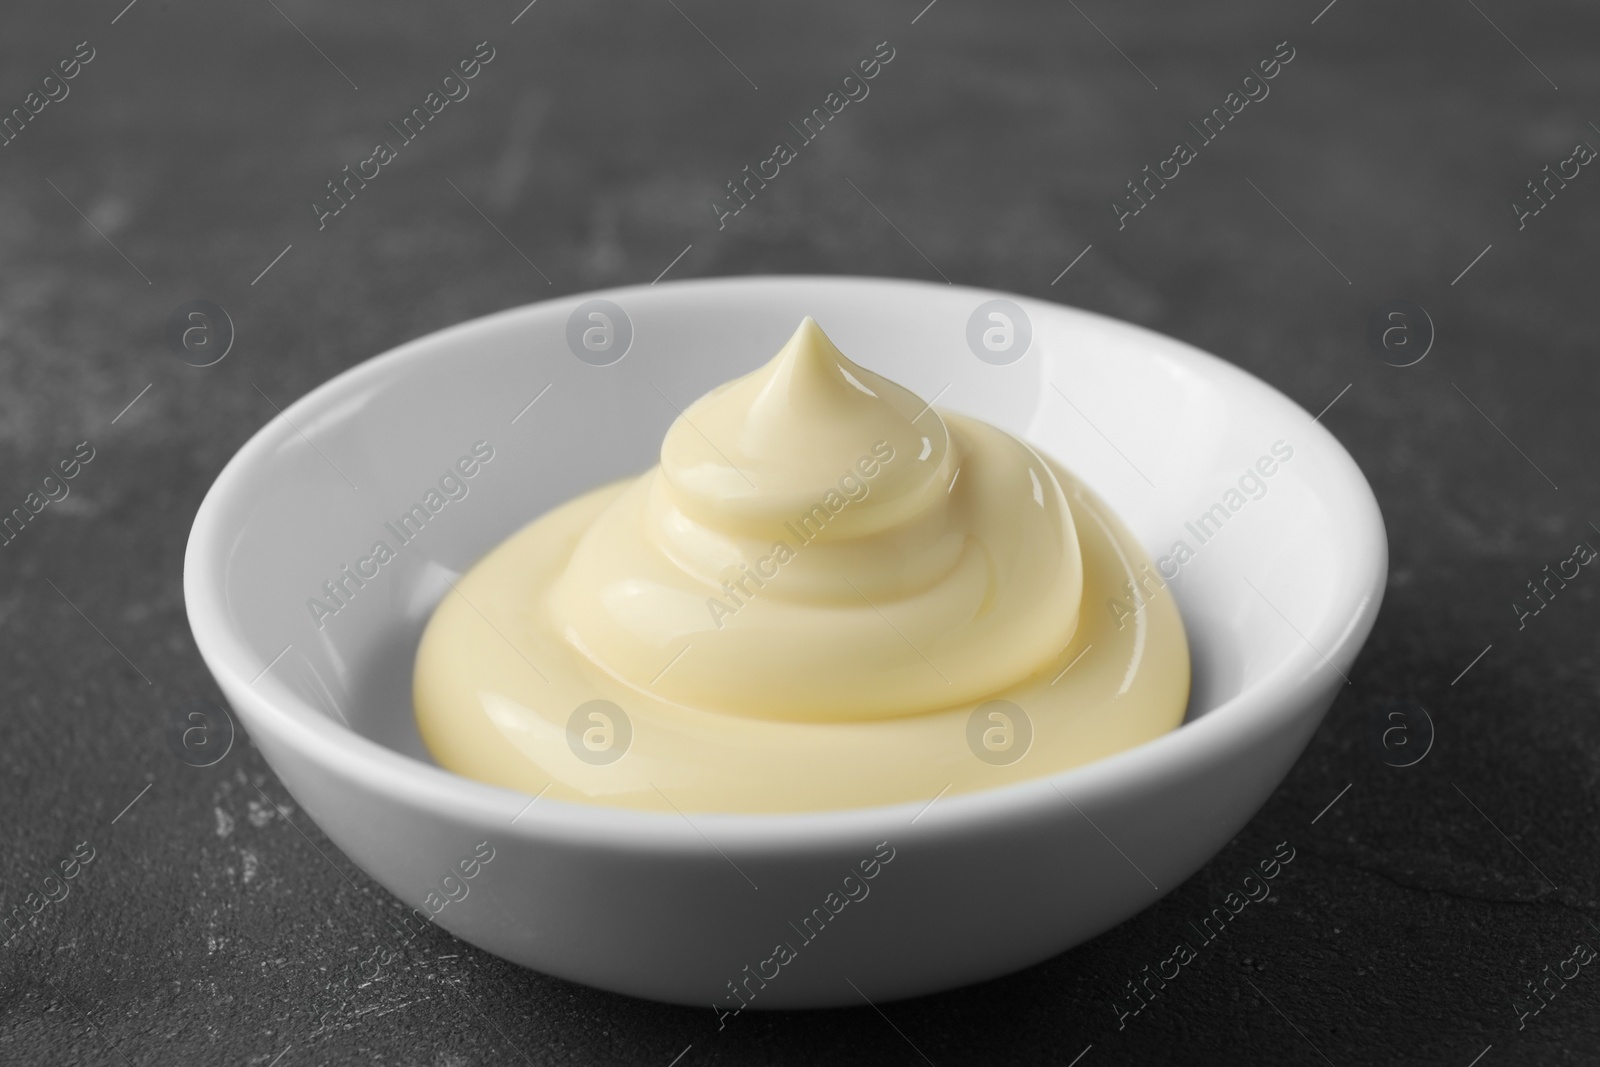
[414, 319, 1188, 812]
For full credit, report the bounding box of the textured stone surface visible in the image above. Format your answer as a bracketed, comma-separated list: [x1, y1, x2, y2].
[1, 0, 1597, 1063]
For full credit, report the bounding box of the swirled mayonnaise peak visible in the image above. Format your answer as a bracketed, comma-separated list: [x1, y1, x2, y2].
[414, 317, 1189, 813]
[547, 317, 1083, 719]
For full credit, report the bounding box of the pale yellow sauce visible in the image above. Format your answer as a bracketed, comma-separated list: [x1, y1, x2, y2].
[414, 319, 1188, 813]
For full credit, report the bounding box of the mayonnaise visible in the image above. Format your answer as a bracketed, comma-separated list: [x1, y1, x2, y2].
[414, 318, 1189, 813]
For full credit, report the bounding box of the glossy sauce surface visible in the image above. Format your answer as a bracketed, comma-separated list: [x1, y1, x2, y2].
[414, 319, 1189, 812]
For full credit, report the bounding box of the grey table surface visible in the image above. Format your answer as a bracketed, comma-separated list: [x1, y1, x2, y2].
[2, 0, 1598, 1063]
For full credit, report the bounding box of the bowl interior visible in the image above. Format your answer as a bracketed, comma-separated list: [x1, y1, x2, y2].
[194, 276, 1381, 798]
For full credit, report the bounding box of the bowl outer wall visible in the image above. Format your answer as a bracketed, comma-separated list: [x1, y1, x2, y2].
[185, 275, 1386, 1007]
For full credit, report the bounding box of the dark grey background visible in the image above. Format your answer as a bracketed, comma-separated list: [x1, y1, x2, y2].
[2, 0, 1597, 1063]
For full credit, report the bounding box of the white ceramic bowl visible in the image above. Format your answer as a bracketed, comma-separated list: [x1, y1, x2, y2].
[184, 276, 1385, 1008]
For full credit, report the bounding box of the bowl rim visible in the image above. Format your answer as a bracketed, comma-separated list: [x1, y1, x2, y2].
[183, 274, 1387, 851]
